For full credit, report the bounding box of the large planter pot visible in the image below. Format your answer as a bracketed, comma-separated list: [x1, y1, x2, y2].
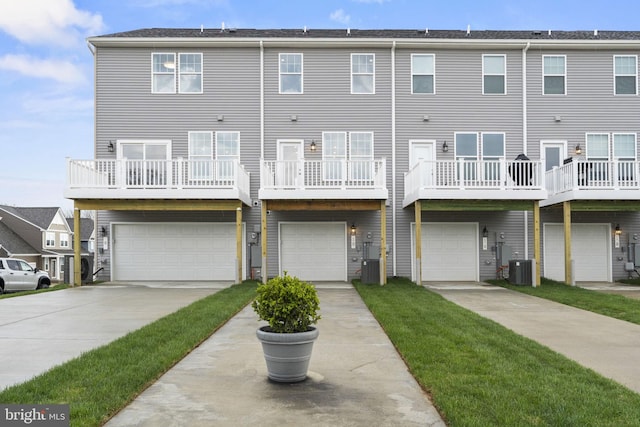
[256, 326, 319, 382]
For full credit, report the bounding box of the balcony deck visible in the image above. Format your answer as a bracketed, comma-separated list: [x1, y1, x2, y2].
[64, 159, 251, 205]
[403, 159, 547, 207]
[542, 159, 640, 207]
[259, 159, 388, 200]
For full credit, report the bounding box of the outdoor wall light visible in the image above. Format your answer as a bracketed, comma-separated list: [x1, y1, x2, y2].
[615, 224, 622, 235]
[442, 141, 449, 153]
[310, 140, 317, 152]
[108, 141, 114, 152]
[101, 226, 108, 236]
[575, 144, 582, 155]
[351, 223, 357, 235]
[482, 226, 488, 238]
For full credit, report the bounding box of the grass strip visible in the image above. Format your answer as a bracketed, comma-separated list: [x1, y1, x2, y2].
[0, 284, 69, 299]
[355, 278, 640, 426]
[0, 280, 257, 427]
[489, 278, 640, 325]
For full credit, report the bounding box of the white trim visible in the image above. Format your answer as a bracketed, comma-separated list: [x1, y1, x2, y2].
[410, 53, 435, 94]
[542, 54, 567, 95]
[613, 54, 638, 95]
[540, 140, 568, 170]
[278, 52, 303, 94]
[177, 52, 203, 94]
[351, 53, 375, 94]
[482, 53, 507, 95]
[151, 52, 176, 94]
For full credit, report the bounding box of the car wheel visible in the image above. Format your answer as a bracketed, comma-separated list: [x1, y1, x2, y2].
[36, 280, 50, 290]
[0, 281, 4, 294]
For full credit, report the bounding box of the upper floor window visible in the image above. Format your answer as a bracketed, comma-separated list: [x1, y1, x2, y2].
[188, 131, 213, 181]
[60, 233, 69, 248]
[613, 133, 637, 160]
[586, 133, 610, 160]
[179, 53, 203, 93]
[279, 53, 303, 94]
[455, 132, 505, 181]
[543, 55, 566, 95]
[322, 132, 347, 181]
[152, 52, 202, 94]
[322, 131, 374, 181]
[411, 54, 435, 94]
[45, 232, 55, 247]
[349, 132, 374, 180]
[152, 53, 176, 93]
[483, 54, 506, 94]
[216, 132, 240, 180]
[614, 55, 637, 95]
[351, 54, 375, 94]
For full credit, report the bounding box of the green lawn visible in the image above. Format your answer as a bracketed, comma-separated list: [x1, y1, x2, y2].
[0, 281, 257, 427]
[0, 284, 69, 299]
[490, 278, 640, 325]
[355, 278, 640, 426]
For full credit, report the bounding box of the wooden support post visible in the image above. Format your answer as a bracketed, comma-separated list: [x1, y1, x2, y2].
[380, 200, 387, 285]
[236, 207, 242, 284]
[261, 201, 268, 284]
[563, 201, 572, 285]
[533, 201, 541, 287]
[73, 206, 82, 287]
[415, 202, 422, 285]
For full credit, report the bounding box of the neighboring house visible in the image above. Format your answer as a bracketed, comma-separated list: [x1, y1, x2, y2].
[65, 28, 640, 285]
[0, 206, 76, 280]
[66, 217, 95, 254]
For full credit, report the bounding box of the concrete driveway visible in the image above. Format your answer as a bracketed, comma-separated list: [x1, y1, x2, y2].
[0, 282, 228, 391]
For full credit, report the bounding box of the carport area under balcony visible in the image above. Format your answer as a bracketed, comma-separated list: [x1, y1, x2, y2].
[403, 158, 547, 207]
[64, 158, 251, 205]
[258, 159, 388, 200]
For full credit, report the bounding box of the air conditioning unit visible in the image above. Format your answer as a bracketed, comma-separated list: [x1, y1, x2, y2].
[508, 259, 533, 286]
[361, 259, 380, 284]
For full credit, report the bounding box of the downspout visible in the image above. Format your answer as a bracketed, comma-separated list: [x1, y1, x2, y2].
[86, 40, 99, 280]
[522, 42, 530, 260]
[391, 41, 397, 277]
[260, 40, 265, 160]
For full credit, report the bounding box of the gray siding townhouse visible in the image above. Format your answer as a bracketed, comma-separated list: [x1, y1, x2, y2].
[64, 28, 640, 286]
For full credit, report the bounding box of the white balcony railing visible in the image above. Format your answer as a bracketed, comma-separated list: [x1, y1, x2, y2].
[405, 159, 544, 192]
[261, 159, 386, 190]
[545, 159, 640, 195]
[65, 158, 251, 203]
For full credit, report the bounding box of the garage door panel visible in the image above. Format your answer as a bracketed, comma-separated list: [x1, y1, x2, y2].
[420, 223, 478, 281]
[280, 223, 346, 281]
[113, 223, 239, 281]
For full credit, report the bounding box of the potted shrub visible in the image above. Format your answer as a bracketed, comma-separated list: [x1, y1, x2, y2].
[252, 272, 321, 382]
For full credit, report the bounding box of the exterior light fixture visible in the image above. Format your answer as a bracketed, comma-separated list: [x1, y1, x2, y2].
[350, 223, 357, 235]
[108, 141, 114, 152]
[615, 224, 622, 235]
[482, 226, 488, 250]
[442, 141, 449, 153]
[575, 144, 582, 155]
[310, 140, 317, 152]
[482, 226, 488, 237]
[615, 224, 622, 249]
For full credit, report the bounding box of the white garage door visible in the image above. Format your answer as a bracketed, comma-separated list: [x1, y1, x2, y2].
[280, 222, 346, 281]
[544, 224, 611, 282]
[112, 223, 242, 281]
[416, 223, 478, 281]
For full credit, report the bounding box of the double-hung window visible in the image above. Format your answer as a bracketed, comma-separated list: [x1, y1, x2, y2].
[60, 233, 69, 248]
[613, 133, 637, 183]
[45, 232, 55, 247]
[411, 54, 435, 94]
[586, 133, 610, 184]
[483, 54, 506, 94]
[322, 132, 347, 181]
[455, 133, 479, 181]
[351, 54, 375, 94]
[614, 55, 637, 95]
[543, 55, 566, 95]
[349, 132, 374, 181]
[152, 53, 176, 93]
[279, 53, 303, 93]
[179, 53, 202, 93]
[188, 131, 213, 181]
[216, 132, 240, 181]
[482, 133, 506, 182]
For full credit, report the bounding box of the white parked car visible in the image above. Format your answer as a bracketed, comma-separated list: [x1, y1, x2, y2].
[0, 258, 51, 293]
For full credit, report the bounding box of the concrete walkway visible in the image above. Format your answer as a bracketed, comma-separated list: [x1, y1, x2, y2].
[106, 284, 445, 427]
[426, 282, 640, 394]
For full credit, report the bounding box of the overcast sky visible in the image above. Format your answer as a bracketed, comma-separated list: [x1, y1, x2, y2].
[1, 0, 639, 210]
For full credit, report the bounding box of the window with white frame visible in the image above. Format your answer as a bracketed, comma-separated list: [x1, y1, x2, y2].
[455, 132, 505, 181]
[455, 133, 479, 180]
[586, 133, 610, 160]
[482, 133, 505, 181]
[322, 132, 347, 181]
[279, 53, 303, 94]
[613, 133, 636, 182]
[411, 54, 435, 94]
[216, 132, 240, 180]
[179, 53, 202, 93]
[349, 132, 374, 180]
[188, 131, 213, 181]
[614, 55, 637, 95]
[483, 54, 506, 94]
[152, 53, 176, 93]
[45, 232, 55, 247]
[60, 233, 69, 248]
[543, 55, 566, 95]
[351, 54, 375, 94]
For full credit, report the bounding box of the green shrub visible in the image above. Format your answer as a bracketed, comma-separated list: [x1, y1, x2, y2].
[252, 272, 320, 333]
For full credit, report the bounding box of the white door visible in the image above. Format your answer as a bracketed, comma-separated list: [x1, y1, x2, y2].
[410, 141, 436, 186]
[277, 141, 303, 187]
[112, 223, 242, 281]
[280, 222, 346, 281]
[541, 141, 567, 172]
[414, 223, 478, 281]
[118, 140, 171, 186]
[543, 224, 611, 282]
